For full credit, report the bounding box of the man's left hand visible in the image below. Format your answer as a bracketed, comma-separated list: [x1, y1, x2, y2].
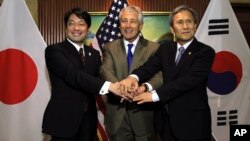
[133, 92, 153, 104]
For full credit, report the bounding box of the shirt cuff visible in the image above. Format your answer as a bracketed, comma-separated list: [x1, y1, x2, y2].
[144, 82, 153, 91]
[129, 74, 139, 81]
[99, 81, 111, 95]
[151, 90, 160, 102]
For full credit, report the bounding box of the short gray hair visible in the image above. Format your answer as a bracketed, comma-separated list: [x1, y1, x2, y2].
[119, 5, 144, 24]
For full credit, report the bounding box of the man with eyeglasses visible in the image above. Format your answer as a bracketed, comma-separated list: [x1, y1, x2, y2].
[100, 5, 162, 141]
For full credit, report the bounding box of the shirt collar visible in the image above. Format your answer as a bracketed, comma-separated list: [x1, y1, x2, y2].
[123, 35, 140, 48]
[67, 38, 84, 52]
[177, 38, 194, 50]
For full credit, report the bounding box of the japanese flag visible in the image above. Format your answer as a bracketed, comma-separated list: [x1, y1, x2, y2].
[0, 0, 50, 141]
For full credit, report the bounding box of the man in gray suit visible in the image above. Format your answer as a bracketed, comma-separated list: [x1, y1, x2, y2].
[100, 5, 162, 141]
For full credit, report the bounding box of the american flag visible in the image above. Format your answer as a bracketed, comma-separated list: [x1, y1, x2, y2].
[96, 0, 128, 48]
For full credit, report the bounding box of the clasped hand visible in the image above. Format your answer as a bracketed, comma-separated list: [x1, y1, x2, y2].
[113, 76, 153, 104]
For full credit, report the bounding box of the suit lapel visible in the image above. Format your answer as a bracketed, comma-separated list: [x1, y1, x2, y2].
[165, 43, 178, 80]
[63, 40, 82, 66]
[116, 39, 128, 75]
[119, 39, 127, 62]
[130, 37, 147, 73]
[176, 38, 198, 68]
[84, 45, 91, 62]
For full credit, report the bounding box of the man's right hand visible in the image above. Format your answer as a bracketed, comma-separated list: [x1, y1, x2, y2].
[109, 82, 132, 102]
[118, 76, 138, 96]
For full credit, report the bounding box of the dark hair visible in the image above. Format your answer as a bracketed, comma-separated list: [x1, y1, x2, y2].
[169, 5, 198, 27]
[64, 7, 91, 28]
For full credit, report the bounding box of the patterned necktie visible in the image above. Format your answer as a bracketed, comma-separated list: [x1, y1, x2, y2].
[175, 46, 185, 65]
[127, 44, 133, 71]
[79, 48, 85, 64]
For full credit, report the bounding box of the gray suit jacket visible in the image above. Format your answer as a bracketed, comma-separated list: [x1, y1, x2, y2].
[100, 37, 162, 136]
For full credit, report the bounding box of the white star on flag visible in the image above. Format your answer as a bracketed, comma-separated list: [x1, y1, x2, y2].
[95, 0, 128, 49]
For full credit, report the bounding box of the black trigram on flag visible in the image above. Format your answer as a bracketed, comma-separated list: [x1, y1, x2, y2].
[208, 19, 229, 35]
[217, 110, 238, 126]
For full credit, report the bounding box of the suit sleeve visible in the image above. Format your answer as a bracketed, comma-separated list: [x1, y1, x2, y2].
[45, 46, 105, 94]
[143, 43, 163, 89]
[133, 45, 163, 84]
[157, 46, 215, 103]
[146, 71, 163, 90]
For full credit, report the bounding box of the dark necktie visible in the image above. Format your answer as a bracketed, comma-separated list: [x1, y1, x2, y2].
[175, 46, 185, 65]
[79, 48, 85, 64]
[127, 44, 133, 71]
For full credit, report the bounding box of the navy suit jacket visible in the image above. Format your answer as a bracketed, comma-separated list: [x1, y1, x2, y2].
[42, 39, 105, 138]
[133, 38, 215, 140]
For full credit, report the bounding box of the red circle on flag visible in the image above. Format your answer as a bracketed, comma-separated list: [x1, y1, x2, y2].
[0, 48, 38, 105]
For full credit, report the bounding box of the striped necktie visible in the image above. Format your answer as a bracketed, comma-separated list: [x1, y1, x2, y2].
[79, 48, 85, 64]
[175, 46, 185, 65]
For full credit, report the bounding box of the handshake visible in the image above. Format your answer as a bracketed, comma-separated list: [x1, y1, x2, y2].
[109, 76, 153, 104]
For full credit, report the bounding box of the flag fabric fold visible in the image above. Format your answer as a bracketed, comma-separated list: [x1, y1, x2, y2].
[195, 0, 250, 140]
[0, 0, 50, 141]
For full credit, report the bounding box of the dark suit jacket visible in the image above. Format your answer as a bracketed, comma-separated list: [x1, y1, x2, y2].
[100, 37, 163, 136]
[42, 39, 105, 138]
[133, 38, 215, 140]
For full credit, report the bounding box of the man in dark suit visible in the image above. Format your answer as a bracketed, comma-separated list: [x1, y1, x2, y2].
[100, 5, 162, 141]
[42, 8, 121, 141]
[119, 5, 215, 141]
